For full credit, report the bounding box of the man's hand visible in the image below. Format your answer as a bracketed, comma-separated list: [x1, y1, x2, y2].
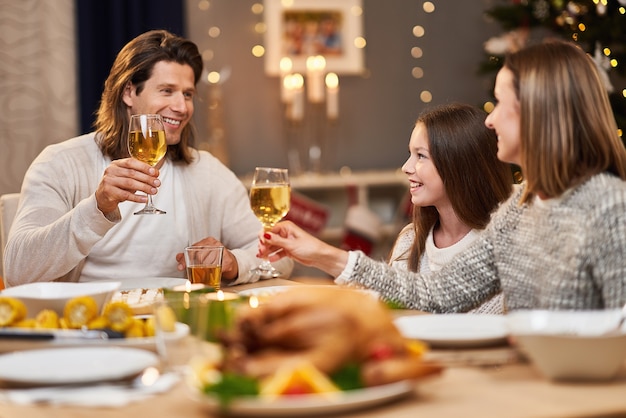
[95, 158, 161, 215]
[176, 237, 239, 280]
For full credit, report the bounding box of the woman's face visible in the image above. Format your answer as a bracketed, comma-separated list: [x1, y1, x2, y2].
[485, 67, 522, 165]
[401, 123, 448, 208]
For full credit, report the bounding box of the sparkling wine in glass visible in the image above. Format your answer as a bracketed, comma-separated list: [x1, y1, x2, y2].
[249, 167, 290, 277]
[128, 114, 167, 215]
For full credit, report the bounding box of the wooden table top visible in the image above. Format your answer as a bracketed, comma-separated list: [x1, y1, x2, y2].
[2, 277, 626, 418]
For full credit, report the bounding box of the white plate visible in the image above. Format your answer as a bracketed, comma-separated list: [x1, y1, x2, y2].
[117, 277, 188, 291]
[236, 285, 298, 298]
[0, 346, 158, 385]
[394, 314, 509, 348]
[0, 321, 189, 354]
[193, 380, 415, 417]
[237, 285, 379, 300]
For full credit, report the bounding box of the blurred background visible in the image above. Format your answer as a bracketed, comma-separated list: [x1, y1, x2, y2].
[1, 0, 624, 277]
[0, 0, 507, 196]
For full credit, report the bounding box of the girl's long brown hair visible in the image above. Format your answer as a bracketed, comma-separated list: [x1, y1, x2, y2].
[403, 103, 513, 272]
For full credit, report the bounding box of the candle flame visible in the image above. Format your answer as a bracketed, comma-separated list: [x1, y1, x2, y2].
[217, 290, 225, 301]
[325, 72, 339, 89]
[279, 57, 293, 73]
[306, 55, 326, 71]
[292, 73, 304, 89]
[183, 292, 190, 309]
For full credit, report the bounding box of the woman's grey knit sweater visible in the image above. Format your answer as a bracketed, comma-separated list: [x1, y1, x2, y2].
[338, 173, 626, 312]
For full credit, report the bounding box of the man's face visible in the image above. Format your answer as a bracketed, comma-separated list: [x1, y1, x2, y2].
[123, 61, 196, 145]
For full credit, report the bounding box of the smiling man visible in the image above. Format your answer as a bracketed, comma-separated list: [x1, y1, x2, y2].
[4, 30, 292, 287]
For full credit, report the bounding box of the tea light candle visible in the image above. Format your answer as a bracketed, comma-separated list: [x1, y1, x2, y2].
[172, 282, 209, 293]
[202, 290, 242, 342]
[205, 290, 240, 301]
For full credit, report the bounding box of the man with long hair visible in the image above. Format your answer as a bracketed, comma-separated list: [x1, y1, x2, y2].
[4, 30, 292, 287]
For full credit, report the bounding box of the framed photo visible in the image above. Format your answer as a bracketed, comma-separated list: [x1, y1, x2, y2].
[264, 0, 364, 76]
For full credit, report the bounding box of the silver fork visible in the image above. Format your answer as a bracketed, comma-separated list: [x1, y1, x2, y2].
[604, 304, 626, 335]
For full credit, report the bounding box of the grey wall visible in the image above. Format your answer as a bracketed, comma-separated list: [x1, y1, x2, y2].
[186, 0, 500, 176]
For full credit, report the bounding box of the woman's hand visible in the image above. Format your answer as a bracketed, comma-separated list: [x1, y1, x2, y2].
[257, 221, 349, 277]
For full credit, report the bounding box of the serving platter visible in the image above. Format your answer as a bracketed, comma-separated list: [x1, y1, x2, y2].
[192, 380, 415, 416]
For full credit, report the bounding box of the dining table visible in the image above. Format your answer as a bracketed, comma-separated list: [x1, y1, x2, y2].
[1, 277, 626, 418]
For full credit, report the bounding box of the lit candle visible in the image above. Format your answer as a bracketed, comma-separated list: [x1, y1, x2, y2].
[306, 55, 326, 103]
[161, 283, 215, 332]
[325, 72, 339, 120]
[283, 74, 295, 107]
[177, 282, 208, 293]
[290, 73, 305, 121]
[202, 291, 242, 342]
[279, 57, 293, 103]
[205, 290, 240, 302]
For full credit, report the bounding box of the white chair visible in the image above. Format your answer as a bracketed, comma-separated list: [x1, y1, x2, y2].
[0, 193, 21, 280]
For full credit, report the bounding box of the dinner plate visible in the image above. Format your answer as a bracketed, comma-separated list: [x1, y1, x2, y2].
[0, 321, 189, 354]
[394, 314, 509, 348]
[237, 285, 379, 301]
[192, 380, 415, 417]
[236, 285, 299, 298]
[0, 346, 158, 385]
[117, 277, 188, 292]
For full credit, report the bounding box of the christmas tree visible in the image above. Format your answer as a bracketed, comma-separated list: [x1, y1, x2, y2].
[479, 0, 626, 137]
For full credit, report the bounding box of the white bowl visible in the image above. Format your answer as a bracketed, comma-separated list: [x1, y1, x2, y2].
[507, 310, 626, 381]
[2, 281, 121, 318]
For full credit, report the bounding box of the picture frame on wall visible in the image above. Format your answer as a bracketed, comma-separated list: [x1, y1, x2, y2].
[264, 0, 364, 76]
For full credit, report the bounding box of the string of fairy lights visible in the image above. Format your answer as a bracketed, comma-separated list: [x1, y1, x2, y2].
[194, 0, 624, 124]
[196, 0, 436, 104]
[480, 0, 626, 136]
[412, 1, 436, 104]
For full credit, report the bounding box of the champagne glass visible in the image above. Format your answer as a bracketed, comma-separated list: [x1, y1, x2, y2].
[249, 167, 290, 277]
[128, 114, 167, 215]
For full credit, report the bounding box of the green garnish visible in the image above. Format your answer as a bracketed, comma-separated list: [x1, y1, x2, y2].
[384, 299, 407, 310]
[203, 364, 365, 407]
[330, 363, 363, 391]
[203, 372, 259, 408]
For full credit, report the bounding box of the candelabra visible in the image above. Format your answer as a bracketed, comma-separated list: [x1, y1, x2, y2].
[280, 56, 339, 175]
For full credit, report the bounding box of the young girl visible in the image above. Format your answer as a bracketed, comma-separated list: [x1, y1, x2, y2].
[388, 103, 513, 313]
